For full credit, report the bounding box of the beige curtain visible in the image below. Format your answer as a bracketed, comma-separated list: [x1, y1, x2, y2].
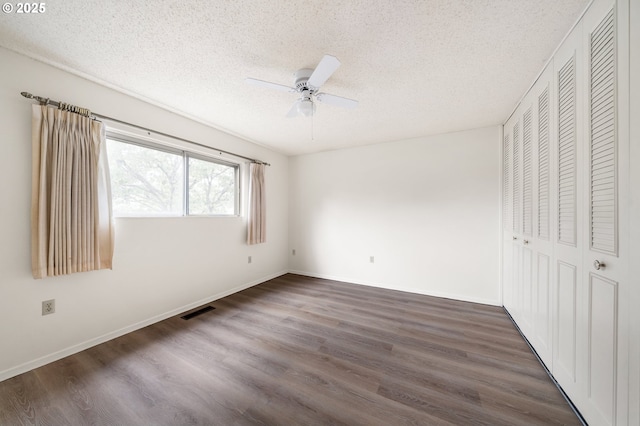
[31, 104, 114, 279]
[247, 162, 266, 245]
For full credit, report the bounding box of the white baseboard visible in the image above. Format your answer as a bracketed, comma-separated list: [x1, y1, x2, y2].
[287, 269, 501, 307]
[0, 270, 287, 383]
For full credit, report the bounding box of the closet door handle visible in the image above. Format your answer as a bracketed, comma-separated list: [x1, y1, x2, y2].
[594, 260, 605, 270]
[523, 239, 529, 245]
[513, 236, 518, 240]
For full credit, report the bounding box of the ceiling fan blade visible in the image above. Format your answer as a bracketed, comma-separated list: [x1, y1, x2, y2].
[286, 101, 300, 118]
[245, 78, 295, 93]
[307, 55, 341, 90]
[315, 93, 359, 109]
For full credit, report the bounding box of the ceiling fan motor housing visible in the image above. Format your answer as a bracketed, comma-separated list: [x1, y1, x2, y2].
[292, 68, 319, 117]
[294, 68, 314, 92]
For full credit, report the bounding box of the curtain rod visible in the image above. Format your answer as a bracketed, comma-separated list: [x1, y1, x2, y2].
[20, 92, 270, 166]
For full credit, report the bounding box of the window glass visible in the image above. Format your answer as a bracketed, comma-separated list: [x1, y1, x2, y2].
[107, 139, 183, 216]
[188, 155, 237, 215]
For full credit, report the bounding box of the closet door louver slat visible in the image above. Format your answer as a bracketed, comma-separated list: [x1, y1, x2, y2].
[538, 87, 550, 240]
[590, 9, 616, 255]
[558, 57, 577, 246]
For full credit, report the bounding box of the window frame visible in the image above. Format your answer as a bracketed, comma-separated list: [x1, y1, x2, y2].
[106, 132, 241, 218]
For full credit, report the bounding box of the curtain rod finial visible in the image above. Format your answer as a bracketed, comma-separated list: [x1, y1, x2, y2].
[21, 92, 34, 99]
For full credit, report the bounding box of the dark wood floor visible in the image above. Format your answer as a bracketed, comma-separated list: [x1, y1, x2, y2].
[0, 274, 579, 425]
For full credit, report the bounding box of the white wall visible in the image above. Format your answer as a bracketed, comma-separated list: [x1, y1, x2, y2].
[0, 47, 289, 381]
[289, 127, 501, 305]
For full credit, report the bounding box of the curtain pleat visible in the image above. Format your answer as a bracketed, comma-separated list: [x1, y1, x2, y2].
[31, 105, 114, 279]
[247, 162, 266, 245]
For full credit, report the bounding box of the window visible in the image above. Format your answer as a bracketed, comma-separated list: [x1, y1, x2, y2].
[106, 136, 239, 217]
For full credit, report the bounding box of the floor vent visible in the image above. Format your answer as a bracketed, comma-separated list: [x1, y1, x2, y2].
[181, 305, 215, 320]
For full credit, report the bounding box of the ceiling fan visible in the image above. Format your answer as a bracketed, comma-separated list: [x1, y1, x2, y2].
[246, 54, 358, 118]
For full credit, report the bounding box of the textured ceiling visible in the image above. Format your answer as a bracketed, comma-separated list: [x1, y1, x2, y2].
[0, 0, 589, 155]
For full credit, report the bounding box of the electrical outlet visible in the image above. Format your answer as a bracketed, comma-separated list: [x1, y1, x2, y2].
[248, 256, 252, 264]
[42, 299, 55, 315]
[370, 256, 375, 263]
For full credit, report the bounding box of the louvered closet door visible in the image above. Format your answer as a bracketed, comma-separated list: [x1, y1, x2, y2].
[580, 2, 627, 424]
[551, 22, 586, 403]
[511, 105, 535, 337]
[502, 127, 516, 314]
[502, 116, 522, 319]
[511, 118, 524, 322]
[528, 65, 555, 368]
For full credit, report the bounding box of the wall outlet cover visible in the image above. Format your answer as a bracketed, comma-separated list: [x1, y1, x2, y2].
[42, 299, 55, 315]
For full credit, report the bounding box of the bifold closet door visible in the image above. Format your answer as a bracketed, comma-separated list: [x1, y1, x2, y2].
[520, 107, 534, 336]
[628, 0, 639, 423]
[502, 128, 515, 314]
[524, 64, 555, 368]
[551, 21, 586, 403]
[503, 116, 523, 322]
[579, 0, 629, 424]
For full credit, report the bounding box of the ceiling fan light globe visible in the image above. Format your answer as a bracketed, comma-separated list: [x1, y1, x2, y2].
[297, 99, 315, 117]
